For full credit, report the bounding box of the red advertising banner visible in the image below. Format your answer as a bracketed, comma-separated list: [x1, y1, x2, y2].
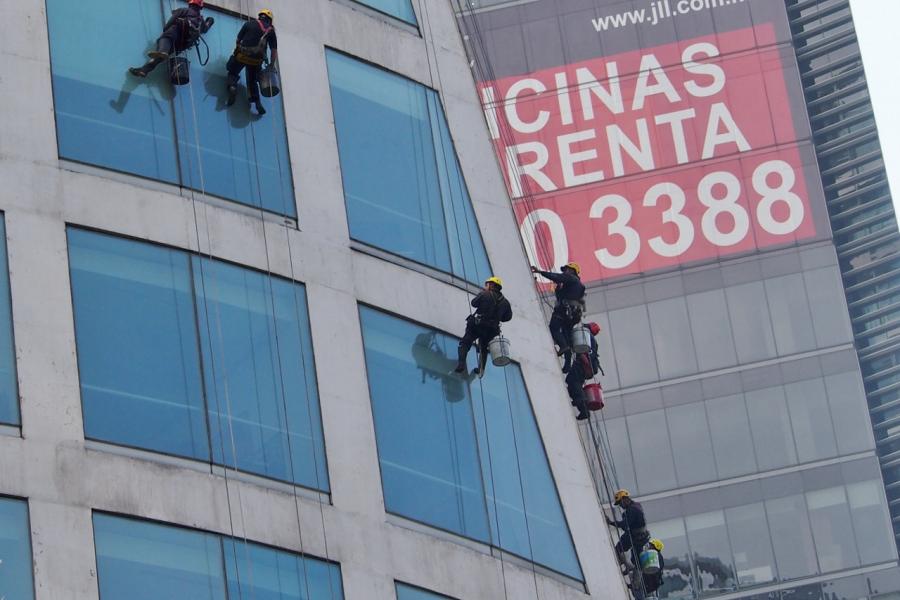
[478, 23, 818, 283]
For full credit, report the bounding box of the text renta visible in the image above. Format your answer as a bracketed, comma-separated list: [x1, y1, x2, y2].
[479, 25, 817, 283]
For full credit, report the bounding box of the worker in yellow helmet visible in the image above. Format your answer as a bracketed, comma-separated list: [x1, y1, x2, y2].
[454, 276, 512, 375]
[530, 262, 586, 368]
[226, 9, 278, 115]
[632, 539, 665, 600]
[606, 489, 650, 574]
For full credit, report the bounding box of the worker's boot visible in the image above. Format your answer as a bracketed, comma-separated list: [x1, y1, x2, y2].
[251, 98, 266, 116]
[454, 345, 467, 373]
[148, 37, 172, 60]
[226, 84, 237, 107]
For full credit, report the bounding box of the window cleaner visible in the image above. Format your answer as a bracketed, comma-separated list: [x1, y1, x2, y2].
[607, 489, 651, 575]
[226, 9, 278, 116]
[454, 276, 512, 376]
[632, 539, 665, 600]
[566, 322, 602, 420]
[530, 262, 586, 370]
[129, 0, 214, 81]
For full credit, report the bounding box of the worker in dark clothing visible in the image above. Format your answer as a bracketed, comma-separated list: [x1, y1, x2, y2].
[607, 489, 650, 573]
[226, 9, 278, 116]
[530, 262, 586, 357]
[129, 0, 214, 78]
[566, 322, 601, 420]
[455, 276, 513, 375]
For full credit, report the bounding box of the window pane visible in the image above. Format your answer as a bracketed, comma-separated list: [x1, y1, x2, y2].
[0, 217, 18, 426]
[0, 498, 34, 600]
[396, 583, 453, 600]
[69, 230, 209, 460]
[46, 2, 295, 216]
[194, 259, 328, 489]
[609, 306, 659, 387]
[653, 518, 695, 600]
[174, 12, 295, 216]
[746, 386, 798, 471]
[605, 417, 638, 494]
[223, 538, 344, 599]
[649, 298, 699, 379]
[784, 379, 837, 463]
[360, 307, 490, 542]
[725, 503, 776, 587]
[354, 0, 418, 24]
[807, 487, 860, 572]
[726, 282, 777, 363]
[687, 290, 737, 372]
[93, 514, 226, 600]
[847, 481, 896, 566]
[627, 410, 677, 494]
[327, 51, 489, 282]
[667, 403, 717, 487]
[360, 308, 581, 580]
[474, 365, 582, 580]
[766, 494, 818, 580]
[706, 394, 757, 479]
[685, 511, 737, 594]
[765, 275, 816, 355]
[47, 0, 178, 182]
[825, 372, 875, 455]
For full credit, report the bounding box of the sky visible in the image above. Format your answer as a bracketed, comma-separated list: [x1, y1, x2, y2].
[848, 0, 900, 219]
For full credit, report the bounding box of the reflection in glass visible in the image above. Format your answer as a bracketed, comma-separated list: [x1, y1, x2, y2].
[69, 229, 327, 489]
[360, 307, 582, 580]
[747, 386, 798, 470]
[0, 217, 18, 427]
[784, 379, 837, 463]
[766, 494, 818, 580]
[327, 51, 490, 283]
[725, 503, 776, 587]
[396, 582, 453, 600]
[807, 488, 860, 571]
[46, 1, 295, 215]
[654, 518, 694, 600]
[0, 498, 33, 599]
[667, 403, 717, 487]
[847, 481, 897, 566]
[354, 0, 418, 24]
[223, 538, 344, 599]
[706, 394, 757, 479]
[685, 511, 737, 594]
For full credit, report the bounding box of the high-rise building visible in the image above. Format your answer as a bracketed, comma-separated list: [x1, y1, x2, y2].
[455, 1, 900, 600]
[0, 1, 626, 598]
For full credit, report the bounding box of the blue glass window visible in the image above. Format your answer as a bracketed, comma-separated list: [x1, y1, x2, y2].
[46, 1, 295, 216]
[94, 514, 343, 600]
[69, 229, 327, 490]
[360, 307, 582, 580]
[327, 51, 490, 283]
[352, 0, 418, 25]
[0, 217, 18, 427]
[0, 498, 34, 599]
[396, 583, 453, 600]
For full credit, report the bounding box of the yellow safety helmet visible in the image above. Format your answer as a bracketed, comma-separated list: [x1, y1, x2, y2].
[485, 276, 503, 289]
[649, 539, 664, 552]
[613, 489, 630, 505]
[259, 9, 274, 21]
[563, 262, 581, 275]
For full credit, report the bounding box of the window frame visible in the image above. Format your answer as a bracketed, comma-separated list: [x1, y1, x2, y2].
[325, 47, 493, 285]
[356, 303, 585, 584]
[0, 494, 36, 600]
[66, 225, 330, 491]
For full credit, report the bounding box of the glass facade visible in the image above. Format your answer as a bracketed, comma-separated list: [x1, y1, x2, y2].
[0, 216, 18, 427]
[68, 228, 328, 490]
[46, 0, 295, 216]
[326, 50, 491, 284]
[396, 583, 454, 600]
[358, 306, 582, 580]
[93, 513, 343, 599]
[0, 497, 33, 600]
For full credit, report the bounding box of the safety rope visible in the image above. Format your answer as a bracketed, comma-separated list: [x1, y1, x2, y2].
[230, 1, 336, 597]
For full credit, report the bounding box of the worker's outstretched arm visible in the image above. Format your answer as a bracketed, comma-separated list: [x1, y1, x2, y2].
[531, 266, 570, 284]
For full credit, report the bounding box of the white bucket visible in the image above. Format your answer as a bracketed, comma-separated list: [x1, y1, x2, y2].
[571, 325, 591, 354]
[488, 336, 511, 366]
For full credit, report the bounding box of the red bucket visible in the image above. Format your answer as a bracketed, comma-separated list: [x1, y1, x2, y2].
[584, 383, 604, 411]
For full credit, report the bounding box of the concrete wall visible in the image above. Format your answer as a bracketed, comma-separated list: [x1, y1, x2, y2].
[0, 0, 629, 598]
